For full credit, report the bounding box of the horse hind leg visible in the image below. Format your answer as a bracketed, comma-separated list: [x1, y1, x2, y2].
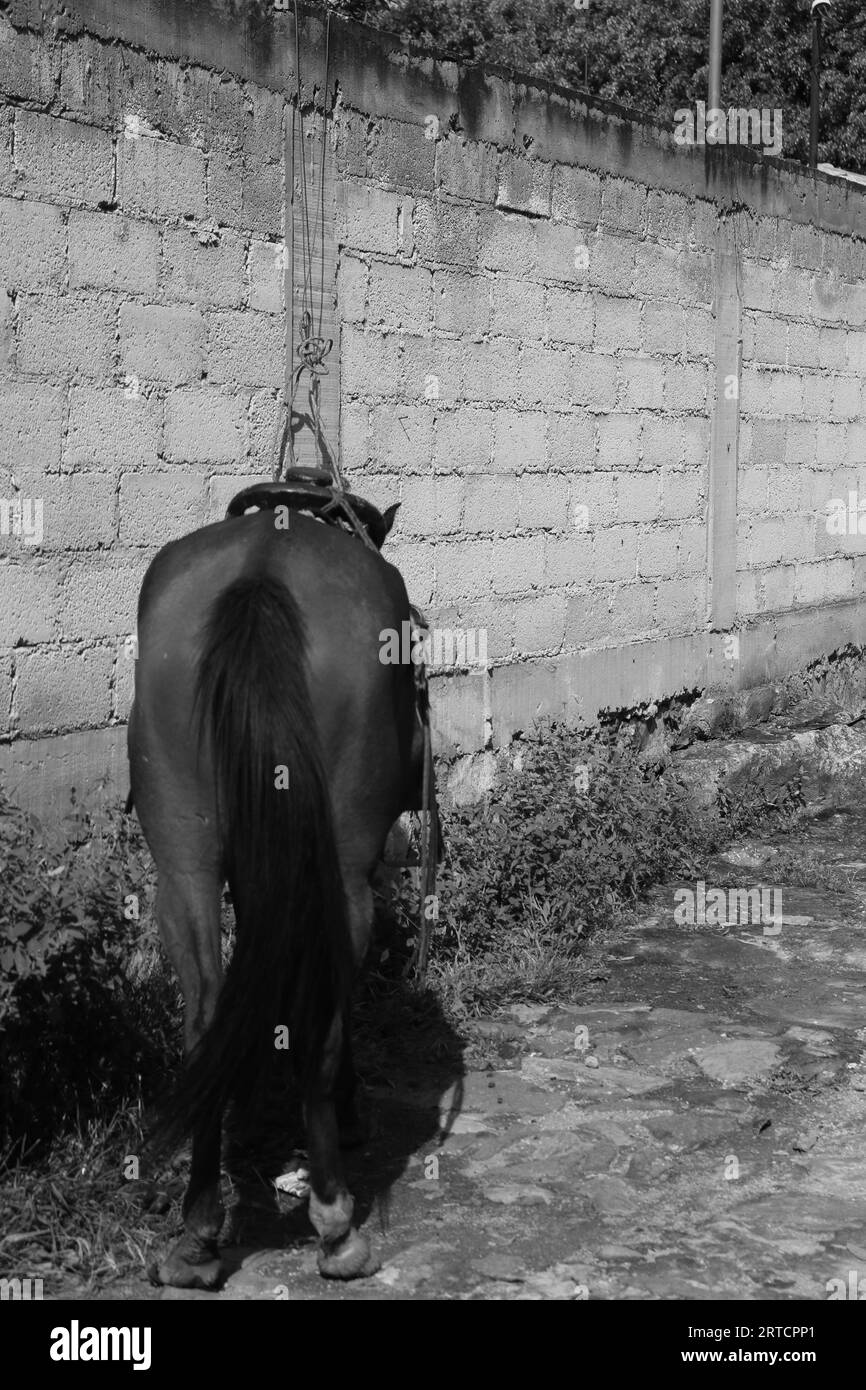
[335, 881, 375, 1149]
[307, 879, 378, 1278]
[148, 870, 226, 1290]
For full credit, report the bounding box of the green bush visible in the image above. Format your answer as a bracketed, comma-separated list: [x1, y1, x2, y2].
[0, 786, 173, 1153]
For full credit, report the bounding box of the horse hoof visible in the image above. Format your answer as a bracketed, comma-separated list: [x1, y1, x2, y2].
[318, 1228, 379, 1280]
[148, 1242, 224, 1290]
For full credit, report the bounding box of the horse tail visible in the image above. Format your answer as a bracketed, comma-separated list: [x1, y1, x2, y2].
[153, 572, 352, 1150]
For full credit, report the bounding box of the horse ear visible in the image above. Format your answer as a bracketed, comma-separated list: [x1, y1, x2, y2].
[381, 502, 400, 539]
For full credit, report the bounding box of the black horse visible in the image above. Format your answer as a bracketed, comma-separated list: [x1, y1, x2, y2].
[128, 497, 421, 1287]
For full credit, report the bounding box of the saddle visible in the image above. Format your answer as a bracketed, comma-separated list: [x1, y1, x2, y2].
[225, 467, 392, 552]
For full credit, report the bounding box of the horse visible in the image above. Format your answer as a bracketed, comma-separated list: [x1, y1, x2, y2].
[127, 494, 423, 1287]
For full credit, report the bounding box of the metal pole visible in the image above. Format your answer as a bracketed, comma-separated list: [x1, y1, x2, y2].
[708, 0, 723, 110]
[810, 11, 822, 169]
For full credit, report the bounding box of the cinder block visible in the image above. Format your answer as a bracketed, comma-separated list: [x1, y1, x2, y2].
[783, 419, 817, 467]
[741, 261, 776, 313]
[682, 416, 710, 470]
[571, 351, 617, 411]
[565, 588, 613, 646]
[551, 165, 602, 227]
[619, 357, 665, 411]
[775, 267, 811, 318]
[653, 577, 701, 633]
[547, 411, 595, 471]
[119, 472, 205, 546]
[118, 133, 207, 220]
[58, 556, 141, 640]
[463, 474, 519, 535]
[480, 535, 544, 595]
[595, 523, 639, 581]
[343, 325, 401, 399]
[642, 416, 685, 471]
[400, 476, 464, 536]
[845, 331, 866, 374]
[340, 186, 412, 260]
[403, 334, 462, 404]
[646, 189, 691, 245]
[587, 234, 635, 296]
[69, 211, 160, 295]
[491, 278, 546, 340]
[0, 196, 66, 291]
[546, 286, 593, 346]
[633, 241, 681, 301]
[617, 472, 660, 523]
[815, 420, 849, 469]
[787, 321, 820, 368]
[462, 338, 520, 404]
[434, 269, 490, 336]
[207, 309, 284, 388]
[768, 371, 802, 417]
[661, 469, 703, 520]
[120, 303, 205, 385]
[162, 226, 247, 308]
[517, 344, 571, 410]
[434, 538, 495, 601]
[19, 295, 115, 379]
[638, 525, 679, 578]
[0, 559, 58, 644]
[492, 410, 547, 473]
[518, 474, 569, 530]
[801, 373, 834, 418]
[643, 302, 684, 356]
[534, 222, 586, 284]
[0, 382, 65, 475]
[65, 386, 160, 472]
[15, 646, 113, 734]
[436, 137, 498, 204]
[831, 375, 861, 421]
[544, 532, 595, 588]
[572, 473, 616, 528]
[368, 119, 435, 190]
[433, 407, 491, 474]
[164, 388, 248, 465]
[685, 307, 714, 358]
[241, 159, 284, 241]
[14, 110, 112, 207]
[513, 594, 566, 655]
[795, 557, 853, 605]
[248, 239, 284, 315]
[596, 414, 641, 471]
[600, 177, 647, 237]
[760, 564, 796, 612]
[594, 295, 640, 353]
[412, 198, 477, 268]
[367, 261, 432, 332]
[749, 418, 787, 469]
[207, 151, 244, 229]
[41, 474, 116, 550]
[738, 467, 769, 514]
[743, 313, 787, 366]
[338, 254, 367, 325]
[332, 111, 368, 181]
[496, 155, 552, 218]
[0, 26, 56, 105]
[608, 581, 655, 639]
[372, 403, 435, 473]
[671, 361, 710, 411]
[477, 208, 534, 274]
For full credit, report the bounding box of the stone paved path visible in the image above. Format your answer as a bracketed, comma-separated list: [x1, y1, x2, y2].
[164, 807, 866, 1301]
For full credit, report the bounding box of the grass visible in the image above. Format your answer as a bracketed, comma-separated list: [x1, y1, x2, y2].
[0, 717, 803, 1295]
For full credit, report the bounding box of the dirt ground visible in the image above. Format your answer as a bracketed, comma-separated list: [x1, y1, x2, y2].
[144, 803, 866, 1302]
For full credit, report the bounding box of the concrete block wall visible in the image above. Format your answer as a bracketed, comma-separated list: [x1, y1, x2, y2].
[0, 0, 864, 813]
[0, 3, 291, 808]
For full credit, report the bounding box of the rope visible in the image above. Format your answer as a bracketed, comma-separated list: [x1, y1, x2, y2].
[275, 2, 336, 484]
